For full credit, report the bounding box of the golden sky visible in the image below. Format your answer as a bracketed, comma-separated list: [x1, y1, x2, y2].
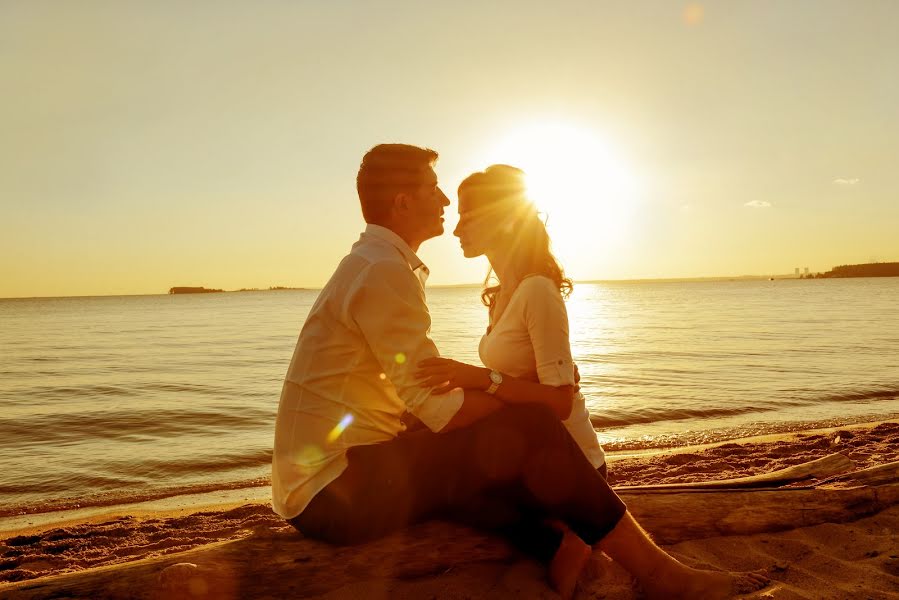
[2, 1, 897, 298]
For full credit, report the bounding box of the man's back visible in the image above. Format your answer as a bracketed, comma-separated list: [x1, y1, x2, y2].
[272, 224, 463, 519]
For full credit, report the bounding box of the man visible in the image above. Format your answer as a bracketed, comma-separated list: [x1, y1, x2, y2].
[272, 144, 502, 536]
[272, 144, 767, 599]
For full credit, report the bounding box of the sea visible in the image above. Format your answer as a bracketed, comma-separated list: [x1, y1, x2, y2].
[2, 278, 898, 518]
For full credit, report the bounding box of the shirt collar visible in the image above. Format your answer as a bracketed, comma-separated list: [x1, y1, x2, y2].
[362, 224, 430, 283]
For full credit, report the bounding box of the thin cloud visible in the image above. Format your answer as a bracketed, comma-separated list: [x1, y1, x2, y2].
[744, 200, 772, 208]
[833, 178, 860, 185]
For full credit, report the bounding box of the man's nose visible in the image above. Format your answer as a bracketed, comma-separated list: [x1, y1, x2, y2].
[439, 188, 450, 206]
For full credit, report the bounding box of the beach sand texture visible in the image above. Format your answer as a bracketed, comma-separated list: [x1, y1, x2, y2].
[2, 422, 898, 599]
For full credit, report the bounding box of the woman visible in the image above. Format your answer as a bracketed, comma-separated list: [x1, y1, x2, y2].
[416, 164, 605, 594]
[417, 165, 768, 598]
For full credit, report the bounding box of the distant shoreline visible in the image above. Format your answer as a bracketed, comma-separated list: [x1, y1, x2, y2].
[164, 274, 854, 295]
[167, 286, 308, 295]
[4, 270, 898, 300]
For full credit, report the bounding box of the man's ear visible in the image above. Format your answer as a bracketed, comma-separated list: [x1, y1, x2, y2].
[393, 193, 411, 214]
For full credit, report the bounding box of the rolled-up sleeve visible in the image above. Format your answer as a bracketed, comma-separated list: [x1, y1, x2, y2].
[349, 261, 463, 432]
[523, 277, 576, 387]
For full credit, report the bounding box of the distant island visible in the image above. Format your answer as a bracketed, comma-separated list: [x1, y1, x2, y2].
[168, 286, 304, 294]
[801, 262, 899, 279]
[234, 286, 306, 292]
[169, 287, 223, 294]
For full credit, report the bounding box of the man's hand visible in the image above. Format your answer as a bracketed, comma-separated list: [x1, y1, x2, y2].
[416, 357, 489, 395]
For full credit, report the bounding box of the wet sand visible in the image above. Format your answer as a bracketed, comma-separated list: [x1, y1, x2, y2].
[2, 422, 898, 598]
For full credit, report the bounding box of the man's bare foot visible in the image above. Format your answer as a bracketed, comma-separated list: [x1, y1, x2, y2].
[549, 527, 592, 599]
[642, 563, 769, 600]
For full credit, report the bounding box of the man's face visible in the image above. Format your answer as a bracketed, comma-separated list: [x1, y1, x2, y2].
[406, 166, 450, 243]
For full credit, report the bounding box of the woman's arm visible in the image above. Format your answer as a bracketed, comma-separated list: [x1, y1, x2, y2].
[415, 358, 575, 420]
[417, 277, 580, 420]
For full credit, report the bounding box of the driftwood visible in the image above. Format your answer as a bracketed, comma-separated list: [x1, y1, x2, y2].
[624, 482, 899, 544]
[829, 460, 899, 487]
[615, 452, 854, 491]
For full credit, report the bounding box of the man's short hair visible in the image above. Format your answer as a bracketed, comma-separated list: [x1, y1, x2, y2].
[356, 144, 438, 224]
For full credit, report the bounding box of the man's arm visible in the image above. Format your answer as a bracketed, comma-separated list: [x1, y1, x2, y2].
[417, 357, 575, 421]
[349, 260, 464, 432]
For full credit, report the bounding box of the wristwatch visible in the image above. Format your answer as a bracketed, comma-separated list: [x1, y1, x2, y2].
[485, 370, 503, 395]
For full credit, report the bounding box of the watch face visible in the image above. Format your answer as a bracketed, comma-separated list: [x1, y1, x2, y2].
[489, 371, 503, 384]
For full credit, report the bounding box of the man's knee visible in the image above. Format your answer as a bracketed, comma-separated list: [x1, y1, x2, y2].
[478, 403, 568, 454]
[462, 404, 550, 480]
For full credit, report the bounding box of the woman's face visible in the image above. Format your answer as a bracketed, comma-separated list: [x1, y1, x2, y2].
[454, 190, 500, 258]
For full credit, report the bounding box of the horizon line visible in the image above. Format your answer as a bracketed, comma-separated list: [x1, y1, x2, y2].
[0, 272, 826, 301]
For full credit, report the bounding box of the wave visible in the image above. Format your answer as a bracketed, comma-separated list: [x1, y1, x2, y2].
[0, 407, 273, 448]
[0, 477, 271, 519]
[590, 386, 899, 430]
[101, 449, 274, 478]
[590, 405, 759, 429]
[0, 473, 139, 496]
[819, 386, 899, 403]
[10, 381, 238, 400]
[599, 411, 899, 453]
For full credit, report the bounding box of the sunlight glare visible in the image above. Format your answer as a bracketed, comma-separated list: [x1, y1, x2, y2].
[479, 121, 642, 275]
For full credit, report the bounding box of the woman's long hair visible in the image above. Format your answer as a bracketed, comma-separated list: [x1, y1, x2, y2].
[457, 165, 573, 316]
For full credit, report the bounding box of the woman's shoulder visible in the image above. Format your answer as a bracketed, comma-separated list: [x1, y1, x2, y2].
[519, 274, 561, 294]
[517, 275, 564, 304]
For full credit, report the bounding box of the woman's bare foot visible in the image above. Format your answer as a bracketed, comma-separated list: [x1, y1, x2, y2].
[596, 512, 770, 599]
[549, 526, 592, 599]
[642, 562, 769, 600]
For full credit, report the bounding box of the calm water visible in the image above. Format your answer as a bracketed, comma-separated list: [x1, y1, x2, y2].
[2, 278, 898, 516]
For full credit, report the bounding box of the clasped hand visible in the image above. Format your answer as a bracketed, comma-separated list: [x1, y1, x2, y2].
[416, 357, 487, 395]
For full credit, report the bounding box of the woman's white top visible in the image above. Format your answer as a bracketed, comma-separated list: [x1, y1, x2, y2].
[478, 275, 606, 468]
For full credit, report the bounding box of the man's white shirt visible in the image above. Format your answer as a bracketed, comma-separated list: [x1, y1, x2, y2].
[272, 224, 464, 519]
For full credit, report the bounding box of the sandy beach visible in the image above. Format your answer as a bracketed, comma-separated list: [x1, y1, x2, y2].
[2, 421, 898, 599]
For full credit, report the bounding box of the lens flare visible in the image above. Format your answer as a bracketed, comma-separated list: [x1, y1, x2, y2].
[297, 444, 323, 465]
[683, 3, 704, 26]
[327, 413, 354, 443]
[394, 352, 407, 365]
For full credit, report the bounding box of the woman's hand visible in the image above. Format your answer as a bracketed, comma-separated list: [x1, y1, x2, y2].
[416, 357, 490, 395]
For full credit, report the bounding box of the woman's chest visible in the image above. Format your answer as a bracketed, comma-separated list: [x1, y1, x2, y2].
[478, 316, 537, 376]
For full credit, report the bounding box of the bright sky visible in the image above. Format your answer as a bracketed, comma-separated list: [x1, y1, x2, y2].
[2, 1, 898, 298]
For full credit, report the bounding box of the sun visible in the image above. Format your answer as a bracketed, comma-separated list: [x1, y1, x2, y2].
[478, 121, 641, 273]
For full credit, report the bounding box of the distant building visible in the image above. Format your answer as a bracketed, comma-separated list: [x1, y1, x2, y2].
[794, 268, 800, 276]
